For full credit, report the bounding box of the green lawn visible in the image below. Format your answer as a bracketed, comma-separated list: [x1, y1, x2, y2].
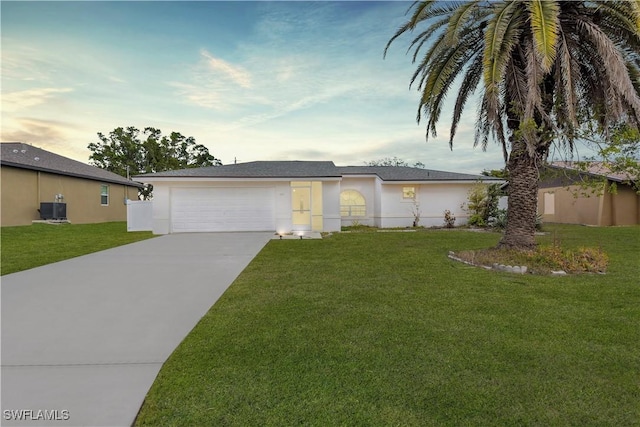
[135, 225, 640, 426]
[1, 222, 155, 275]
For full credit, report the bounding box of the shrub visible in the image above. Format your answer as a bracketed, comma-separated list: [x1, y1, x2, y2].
[534, 245, 609, 273]
[462, 182, 502, 227]
[443, 210, 456, 228]
[411, 201, 421, 227]
[491, 209, 543, 231]
[493, 208, 508, 229]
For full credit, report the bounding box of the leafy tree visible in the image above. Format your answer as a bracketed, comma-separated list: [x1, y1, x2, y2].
[88, 127, 221, 199]
[366, 157, 426, 168]
[539, 124, 640, 198]
[386, 1, 640, 250]
[481, 169, 508, 179]
[581, 123, 640, 194]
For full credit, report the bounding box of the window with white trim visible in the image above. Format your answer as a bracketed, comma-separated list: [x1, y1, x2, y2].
[101, 184, 109, 206]
[340, 190, 366, 217]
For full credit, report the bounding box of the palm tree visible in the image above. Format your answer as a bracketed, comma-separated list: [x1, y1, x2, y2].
[386, 0, 640, 250]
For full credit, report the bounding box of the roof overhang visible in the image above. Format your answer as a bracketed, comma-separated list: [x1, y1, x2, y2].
[134, 176, 343, 183]
[1, 161, 144, 188]
[380, 179, 505, 185]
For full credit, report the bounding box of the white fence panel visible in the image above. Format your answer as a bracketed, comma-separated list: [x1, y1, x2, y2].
[127, 200, 153, 232]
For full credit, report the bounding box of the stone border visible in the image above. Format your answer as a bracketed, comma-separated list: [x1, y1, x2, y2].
[447, 251, 568, 275]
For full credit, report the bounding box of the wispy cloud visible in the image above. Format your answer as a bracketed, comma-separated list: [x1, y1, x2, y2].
[108, 76, 127, 84]
[1, 117, 72, 143]
[2, 88, 73, 112]
[167, 81, 225, 110]
[200, 49, 251, 89]
[0, 116, 94, 162]
[0, 41, 59, 83]
[169, 49, 255, 110]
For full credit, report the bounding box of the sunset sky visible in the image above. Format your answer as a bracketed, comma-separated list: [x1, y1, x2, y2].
[3, 1, 527, 174]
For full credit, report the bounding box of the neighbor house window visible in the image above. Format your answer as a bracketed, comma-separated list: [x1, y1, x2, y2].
[340, 190, 366, 217]
[101, 185, 109, 206]
[403, 187, 416, 199]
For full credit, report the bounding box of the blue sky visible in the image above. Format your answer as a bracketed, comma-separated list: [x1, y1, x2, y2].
[2, 1, 509, 174]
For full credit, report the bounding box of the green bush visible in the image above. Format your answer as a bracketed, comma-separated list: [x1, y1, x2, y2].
[463, 182, 502, 227]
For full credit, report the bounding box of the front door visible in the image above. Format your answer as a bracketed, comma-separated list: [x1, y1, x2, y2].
[291, 184, 311, 231]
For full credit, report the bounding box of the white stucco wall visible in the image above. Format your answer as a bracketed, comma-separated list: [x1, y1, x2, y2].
[378, 182, 475, 228]
[378, 183, 416, 228]
[339, 176, 377, 227]
[322, 180, 341, 232]
[273, 182, 292, 234]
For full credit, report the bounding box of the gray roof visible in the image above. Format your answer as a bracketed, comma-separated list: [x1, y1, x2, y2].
[136, 161, 341, 178]
[338, 165, 489, 181]
[1, 142, 142, 187]
[135, 160, 494, 182]
[550, 161, 633, 183]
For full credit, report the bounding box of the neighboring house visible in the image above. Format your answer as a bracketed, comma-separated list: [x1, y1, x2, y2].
[135, 161, 502, 234]
[1, 142, 142, 227]
[538, 161, 640, 226]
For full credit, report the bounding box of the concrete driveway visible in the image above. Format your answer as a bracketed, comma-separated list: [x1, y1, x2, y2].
[1, 232, 273, 426]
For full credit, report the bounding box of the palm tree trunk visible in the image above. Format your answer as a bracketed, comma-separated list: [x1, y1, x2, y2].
[499, 139, 540, 250]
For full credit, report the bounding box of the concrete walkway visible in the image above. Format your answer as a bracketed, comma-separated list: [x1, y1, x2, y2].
[1, 232, 273, 426]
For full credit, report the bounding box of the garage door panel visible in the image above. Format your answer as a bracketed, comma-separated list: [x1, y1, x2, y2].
[171, 187, 275, 232]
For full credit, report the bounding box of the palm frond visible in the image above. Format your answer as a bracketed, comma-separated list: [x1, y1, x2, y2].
[445, 0, 483, 45]
[527, 0, 560, 72]
[409, 32, 446, 90]
[597, 1, 640, 35]
[450, 53, 483, 149]
[384, 1, 457, 58]
[474, 94, 492, 150]
[524, 37, 543, 121]
[408, 23, 446, 62]
[483, 1, 522, 129]
[407, 17, 448, 62]
[557, 28, 579, 128]
[623, 0, 640, 31]
[387, 0, 640, 163]
[504, 45, 528, 120]
[420, 29, 483, 138]
[577, 17, 640, 122]
[474, 93, 508, 160]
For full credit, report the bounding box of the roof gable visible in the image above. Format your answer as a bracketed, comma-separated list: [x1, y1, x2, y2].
[1, 142, 141, 187]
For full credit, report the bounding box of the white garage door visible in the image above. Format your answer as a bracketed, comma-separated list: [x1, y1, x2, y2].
[171, 187, 275, 232]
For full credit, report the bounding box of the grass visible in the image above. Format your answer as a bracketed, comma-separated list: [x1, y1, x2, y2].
[135, 224, 640, 426]
[1, 222, 155, 275]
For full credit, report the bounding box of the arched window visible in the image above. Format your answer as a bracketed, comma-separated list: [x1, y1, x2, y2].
[340, 190, 366, 217]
